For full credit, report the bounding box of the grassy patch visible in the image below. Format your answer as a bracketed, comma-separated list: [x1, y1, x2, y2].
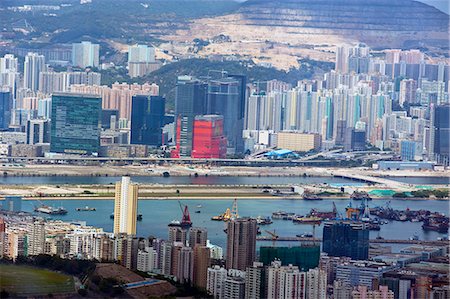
[0, 264, 75, 296]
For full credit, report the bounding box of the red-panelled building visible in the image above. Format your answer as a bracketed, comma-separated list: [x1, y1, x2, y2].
[192, 115, 227, 159]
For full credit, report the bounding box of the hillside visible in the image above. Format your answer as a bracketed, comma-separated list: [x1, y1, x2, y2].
[162, 0, 449, 69]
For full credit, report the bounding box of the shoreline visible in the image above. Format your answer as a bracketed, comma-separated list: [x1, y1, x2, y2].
[8, 196, 450, 201]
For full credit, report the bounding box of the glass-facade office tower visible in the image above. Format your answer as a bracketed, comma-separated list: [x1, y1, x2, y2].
[50, 93, 101, 155]
[322, 222, 369, 260]
[0, 91, 11, 130]
[430, 104, 450, 165]
[130, 95, 165, 146]
[174, 77, 207, 156]
[207, 76, 245, 154]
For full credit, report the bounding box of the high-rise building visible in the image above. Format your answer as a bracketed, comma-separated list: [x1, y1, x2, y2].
[189, 227, 207, 247]
[352, 285, 394, 299]
[207, 77, 244, 154]
[114, 176, 139, 235]
[72, 41, 100, 68]
[168, 223, 188, 246]
[26, 119, 50, 145]
[171, 245, 194, 284]
[226, 217, 257, 270]
[207, 265, 228, 299]
[174, 76, 207, 157]
[137, 246, 157, 272]
[0, 91, 11, 130]
[28, 220, 45, 256]
[0, 218, 5, 258]
[50, 93, 101, 155]
[259, 245, 320, 271]
[245, 262, 266, 299]
[128, 44, 157, 78]
[24, 53, 46, 91]
[192, 115, 227, 159]
[193, 245, 211, 289]
[399, 79, 417, 107]
[130, 95, 165, 146]
[323, 221, 369, 260]
[223, 276, 246, 299]
[306, 268, 327, 299]
[430, 104, 450, 165]
[344, 128, 366, 151]
[267, 261, 307, 299]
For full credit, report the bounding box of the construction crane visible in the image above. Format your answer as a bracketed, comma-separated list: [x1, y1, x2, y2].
[264, 229, 279, 246]
[230, 198, 239, 220]
[178, 200, 192, 228]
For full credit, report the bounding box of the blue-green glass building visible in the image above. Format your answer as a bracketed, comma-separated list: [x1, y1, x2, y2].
[50, 93, 101, 155]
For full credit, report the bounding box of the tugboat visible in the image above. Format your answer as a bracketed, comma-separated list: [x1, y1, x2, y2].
[351, 191, 372, 201]
[76, 206, 96, 211]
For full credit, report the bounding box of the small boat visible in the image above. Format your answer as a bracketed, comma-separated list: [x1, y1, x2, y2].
[409, 234, 419, 241]
[255, 216, 272, 225]
[195, 210, 201, 213]
[296, 232, 313, 238]
[76, 206, 96, 211]
[197, 205, 202, 208]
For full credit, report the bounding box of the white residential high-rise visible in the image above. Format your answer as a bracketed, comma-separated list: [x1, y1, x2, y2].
[114, 176, 139, 235]
[128, 44, 157, 78]
[245, 262, 265, 299]
[28, 220, 46, 256]
[24, 53, 46, 91]
[306, 268, 327, 299]
[72, 41, 100, 68]
[137, 246, 157, 272]
[207, 265, 228, 299]
[267, 261, 306, 299]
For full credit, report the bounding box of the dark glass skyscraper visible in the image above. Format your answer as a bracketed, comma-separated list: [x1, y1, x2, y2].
[207, 77, 245, 154]
[431, 104, 450, 165]
[130, 95, 165, 146]
[50, 93, 101, 155]
[174, 77, 207, 156]
[101, 109, 119, 130]
[322, 221, 369, 260]
[0, 91, 12, 130]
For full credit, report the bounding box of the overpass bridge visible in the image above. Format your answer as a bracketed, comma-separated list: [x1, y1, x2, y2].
[326, 169, 408, 188]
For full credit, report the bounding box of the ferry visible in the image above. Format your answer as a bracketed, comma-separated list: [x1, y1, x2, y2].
[76, 206, 96, 211]
[34, 204, 68, 215]
[272, 211, 296, 220]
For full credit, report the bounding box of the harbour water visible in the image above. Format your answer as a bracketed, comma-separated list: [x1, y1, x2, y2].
[24, 198, 449, 250]
[0, 175, 448, 185]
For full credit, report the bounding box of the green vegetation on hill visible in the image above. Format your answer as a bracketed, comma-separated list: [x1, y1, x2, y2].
[101, 58, 334, 110]
[2, 0, 241, 44]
